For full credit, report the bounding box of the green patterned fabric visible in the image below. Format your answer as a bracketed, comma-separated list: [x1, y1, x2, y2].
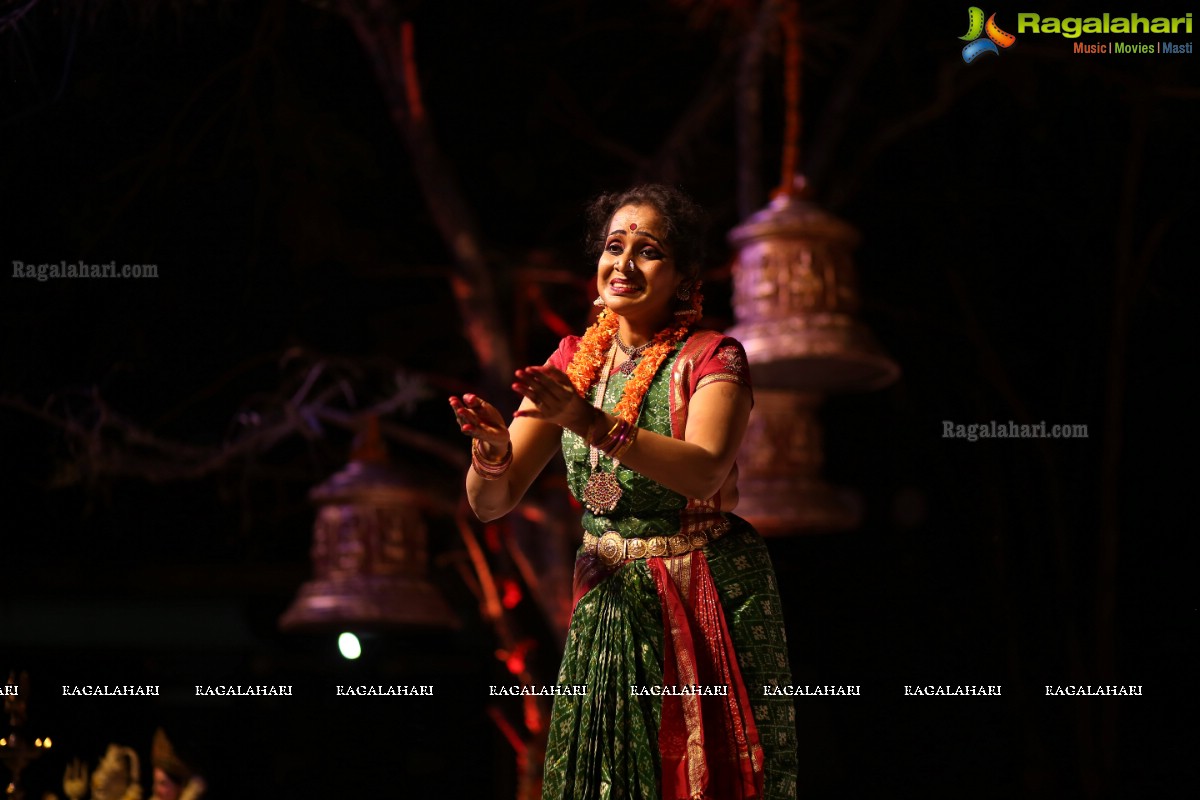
[543, 558, 665, 799]
[703, 526, 798, 800]
[561, 347, 685, 540]
[542, 341, 798, 800]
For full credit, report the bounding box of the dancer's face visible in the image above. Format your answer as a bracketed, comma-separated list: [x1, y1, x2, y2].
[596, 204, 684, 330]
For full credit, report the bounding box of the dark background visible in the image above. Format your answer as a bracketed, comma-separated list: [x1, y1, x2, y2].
[1, 0, 1195, 797]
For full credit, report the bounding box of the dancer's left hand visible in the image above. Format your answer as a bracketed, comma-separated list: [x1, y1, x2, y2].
[512, 366, 595, 436]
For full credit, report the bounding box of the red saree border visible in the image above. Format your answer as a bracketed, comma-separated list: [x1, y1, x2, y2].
[648, 552, 764, 800]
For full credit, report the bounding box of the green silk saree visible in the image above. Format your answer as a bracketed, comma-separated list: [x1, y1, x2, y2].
[541, 331, 798, 800]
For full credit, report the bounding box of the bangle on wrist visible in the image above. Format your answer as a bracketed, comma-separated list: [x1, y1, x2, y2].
[593, 419, 624, 452]
[588, 412, 617, 447]
[607, 424, 638, 460]
[596, 419, 638, 460]
[585, 408, 606, 445]
[592, 417, 623, 449]
[471, 439, 512, 480]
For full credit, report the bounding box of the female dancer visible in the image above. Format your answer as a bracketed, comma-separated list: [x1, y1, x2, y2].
[450, 184, 797, 800]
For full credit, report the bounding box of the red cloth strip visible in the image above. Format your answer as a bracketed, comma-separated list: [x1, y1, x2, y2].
[649, 552, 764, 800]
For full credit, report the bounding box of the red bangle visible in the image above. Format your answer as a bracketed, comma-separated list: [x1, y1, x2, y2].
[471, 440, 512, 480]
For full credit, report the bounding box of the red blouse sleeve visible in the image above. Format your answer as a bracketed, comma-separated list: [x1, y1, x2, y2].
[669, 331, 754, 439]
[546, 335, 582, 371]
[692, 335, 753, 397]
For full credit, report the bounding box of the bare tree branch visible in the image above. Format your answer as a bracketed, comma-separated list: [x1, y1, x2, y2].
[542, 72, 650, 170]
[827, 60, 988, 210]
[736, 0, 785, 218]
[339, 0, 514, 389]
[0, 355, 447, 486]
[805, 0, 906, 193]
[648, 40, 740, 185]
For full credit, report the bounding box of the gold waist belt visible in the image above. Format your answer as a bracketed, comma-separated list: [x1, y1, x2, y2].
[583, 521, 731, 569]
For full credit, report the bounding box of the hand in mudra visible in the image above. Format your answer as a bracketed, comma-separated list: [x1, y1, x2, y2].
[448, 393, 509, 450]
[512, 366, 592, 434]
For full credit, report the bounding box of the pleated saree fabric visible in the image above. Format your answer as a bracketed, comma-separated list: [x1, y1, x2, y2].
[541, 331, 798, 800]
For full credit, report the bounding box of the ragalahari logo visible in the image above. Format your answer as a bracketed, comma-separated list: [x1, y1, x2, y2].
[960, 7, 1017, 63]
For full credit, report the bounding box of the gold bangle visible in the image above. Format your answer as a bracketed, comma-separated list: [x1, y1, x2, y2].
[590, 414, 622, 448]
[606, 424, 638, 461]
[595, 418, 629, 453]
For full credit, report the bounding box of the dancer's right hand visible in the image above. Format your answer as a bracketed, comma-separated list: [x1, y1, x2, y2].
[448, 393, 510, 454]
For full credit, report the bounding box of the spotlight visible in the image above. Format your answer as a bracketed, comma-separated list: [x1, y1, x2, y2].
[338, 632, 362, 660]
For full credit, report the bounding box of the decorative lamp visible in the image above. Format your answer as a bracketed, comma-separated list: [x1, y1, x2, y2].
[280, 418, 459, 631]
[728, 183, 898, 534]
[725, 1, 898, 534]
[733, 390, 861, 533]
[726, 182, 899, 393]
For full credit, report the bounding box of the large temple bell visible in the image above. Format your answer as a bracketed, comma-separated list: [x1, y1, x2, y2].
[280, 420, 458, 631]
[727, 183, 899, 534]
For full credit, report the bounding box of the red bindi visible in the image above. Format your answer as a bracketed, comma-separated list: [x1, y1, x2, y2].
[629, 222, 637, 230]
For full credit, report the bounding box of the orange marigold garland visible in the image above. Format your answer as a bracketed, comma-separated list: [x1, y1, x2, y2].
[565, 306, 696, 425]
[565, 308, 619, 396]
[612, 323, 691, 421]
